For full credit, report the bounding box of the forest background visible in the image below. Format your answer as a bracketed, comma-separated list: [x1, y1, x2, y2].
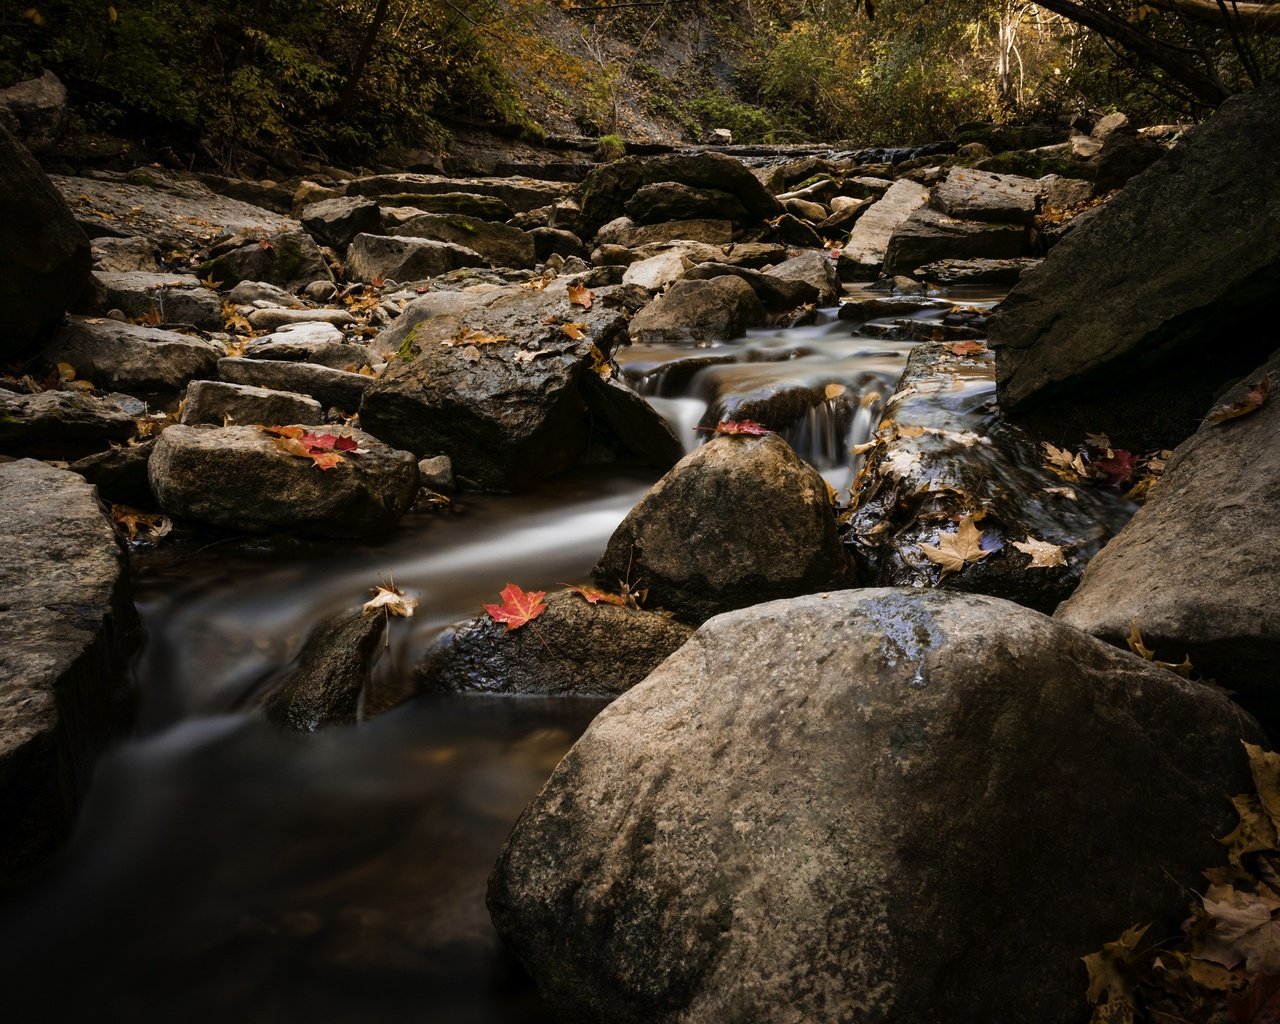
[2, 0, 1276, 172]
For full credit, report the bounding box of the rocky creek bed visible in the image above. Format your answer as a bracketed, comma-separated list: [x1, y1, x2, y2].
[0, 73, 1278, 1024]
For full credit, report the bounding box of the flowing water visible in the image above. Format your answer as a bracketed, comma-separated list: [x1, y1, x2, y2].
[0, 286, 1006, 1022]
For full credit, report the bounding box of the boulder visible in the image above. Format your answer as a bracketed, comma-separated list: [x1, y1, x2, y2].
[489, 588, 1258, 1024]
[245, 306, 354, 331]
[227, 281, 302, 308]
[578, 152, 781, 238]
[344, 173, 574, 213]
[530, 227, 586, 262]
[988, 76, 1280, 448]
[358, 282, 631, 490]
[0, 461, 136, 879]
[345, 233, 485, 284]
[593, 433, 852, 623]
[764, 250, 840, 307]
[680, 264, 813, 312]
[0, 125, 92, 359]
[93, 271, 223, 330]
[628, 277, 764, 346]
[45, 318, 224, 393]
[783, 197, 828, 222]
[149, 424, 419, 537]
[0, 388, 136, 459]
[930, 166, 1039, 224]
[579, 372, 685, 471]
[624, 182, 749, 225]
[243, 323, 368, 370]
[1038, 174, 1094, 212]
[298, 196, 383, 250]
[1092, 130, 1167, 192]
[390, 213, 535, 269]
[622, 248, 697, 293]
[595, 217, 733, 248]
[90, 236, 160, 273]
[814, 198, 871, 239]
[0, 70, 68, 152]
[180, 380, 324, 427]
[758, 213, 823, 250]
[217, 357, 372, 412]
[202, 229, 331, 292]
[419, 590, 693, 696]
[260, 610, 387, 731]
[383, 191, 514, 221]
[840, 179, 929, 279]
[1056, 352, 1280, 726]
[69, 440, 156, 507]
[914, 257, 1041, 286]
[882, 207, 1027, 278]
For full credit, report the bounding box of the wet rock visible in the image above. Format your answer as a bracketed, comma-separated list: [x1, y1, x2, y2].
[91, 235, 160, 273]
[298, 196, 382, 250]
[530, 227, 586, 262]
[595, 217, 733, 248]
[1, 125, 93, 359]
[579, 372, 685, 472]
[385, 191, 514, 221]
[680, 263, 812, 312]
[578, 152, 781, 238]
[624, 182, 749, 225]
[931, 166, 1039, 224]
[0, 460, 136, 879]
[260, 610, 387, 732]
[840, 179, 929, 279]
[593, 433, 851, 623]
[757, 212, 823, 249]
[45, 318, 223, 393]
[70, 439, 156, 506]
[0, 388, 136, 459]
[203, 229, 332, 292]
[883, 206, 1027, 278]
[180, 379, 324, 427]
[489, 588, 1258, 1024]
[245, 306, 354, 331]
[0, 70, 68, 152]
[345, 173, 574, 213]
[914, 257, 1041, 286]
[345, 233, 485, 284]
[243, 323, 368, 370]
[149, 424, 418, 537]
[419, 590, 692, 697]
[55, 173, 294, 251]
[1056, 352, 1280, 726]
[764, 250, 840, 307]
[417, 454, 454, 492]
[390, 212, 535, 269]
[836, 295, 951, 324]
[1093, 130, 1167, 192]
[217, 357, 372, 412]
[844, 343, 1134, 613]
[93, 271, 223, 330]
[227, 281, 301, 307]
[359, 283, 630, 489]
[989, 77, 1280, 448]
[628, 277, 764, 346]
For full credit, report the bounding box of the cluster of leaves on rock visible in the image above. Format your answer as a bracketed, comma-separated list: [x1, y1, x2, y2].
[1085, 742, 1280, 1024]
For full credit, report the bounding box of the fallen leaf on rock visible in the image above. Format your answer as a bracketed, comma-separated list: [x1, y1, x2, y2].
[1198, 886, 1280, 975]
[921, 517, 992, 578]
[1208, 373, 1271, 425]
[111, 504, 173, 543]
[1013, 536, 1066, 568]
[524, 274, 554, 291]
[947, 340, 985, 357]
[562, 322, 589, 341]
[1044, 442, 1088, 482]
[262, 425, 360, 470]
[485, 584, 548, 632]
[1084, 923, 1151, 1004]
[824, 383, 847, 400]
[850, 440, 878, 456]
[588, 345, 613, 381]
[696, 420, 772, 436]
[1126, 620, 1196, 678]
[561, 583, 628, 608]
[362, 582, 418, 618]
[567, 283, 594, 308]
[881, 449, 922, 478]
[444, 328, 509, 347]
[258, 239, 274, 251]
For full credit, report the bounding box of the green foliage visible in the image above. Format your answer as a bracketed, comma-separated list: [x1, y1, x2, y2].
[594, 133, 625, 161]
[689, 93, 776, 144]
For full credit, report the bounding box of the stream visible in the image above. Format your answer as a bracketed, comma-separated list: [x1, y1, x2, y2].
[0, 286, 1004, 1021]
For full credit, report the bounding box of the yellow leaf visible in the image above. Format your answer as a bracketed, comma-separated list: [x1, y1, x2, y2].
[1043, 441, 1088, 482]
[1013, 536, 1066, 569]
[362, 583, 418, 618]
[444, 328, 509, 347]
[1083, 923, 1150, 1004]
[1126, 620, 1156, 660]
[567, 283, 594, 308]
[920, 517, 992, 578]
[824, 383, 846, 401]
[22, 8, 45, 25]
[562, 322, 589, 341]
[108, 4, 117, 21]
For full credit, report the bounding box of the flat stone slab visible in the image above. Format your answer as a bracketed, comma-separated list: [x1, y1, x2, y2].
[45, 317, 224, 393]
[0, 460, 135, 877]
[218, 357, 373, 412]
[245, 307, 355, 331]
[94, 270, 222, 329]
[930, 166, 1039, 224]
[180, 379, 324, 426]
[0, 387, 136, 459]
[244, 324, 368, 370]
[345, 233, 485, 284]
[841, 179, 929, 276]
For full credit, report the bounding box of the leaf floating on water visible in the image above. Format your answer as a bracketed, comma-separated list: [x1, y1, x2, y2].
[484, 584, 548, 632]
[1013, 536, 1066, 569]
[362, 582, 418, 618]
[1043, 442, 1088, 482]
[1207, 372, 1271, 425]
[1092, 448, 1137, 488]
[920, 517, 992, 578]
[111, 504, 173, 542]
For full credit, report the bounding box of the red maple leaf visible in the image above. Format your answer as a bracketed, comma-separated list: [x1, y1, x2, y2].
[947, 341, 985, 357]
[696, 420, 772, 436]
[1092, 449, 1137, 488]
[484, 584, 548, 631]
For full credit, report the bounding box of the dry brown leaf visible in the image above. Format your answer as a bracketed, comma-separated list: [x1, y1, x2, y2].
[445, 328, 509, 348]
[1207, 373, 1271, 425]
[824, 383, 847, 401]
[920, 517, 992, 578]
[1043, 442, 1088, 482]
[562, 322, 589, 341]
[1013, 536, 1066, 569]
[1084, 923, 1150, 1004]
[567, 283, 594, 308]
[362, 583, 418, 618]
[1197, 885, 1280, 974]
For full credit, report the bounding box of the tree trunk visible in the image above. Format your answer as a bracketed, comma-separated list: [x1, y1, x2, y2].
[336, 0, 394, 121]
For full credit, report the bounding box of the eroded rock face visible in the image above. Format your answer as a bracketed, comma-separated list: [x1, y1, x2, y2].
[988, 75, 1280, 447]
[1056, 352, 1280, 726]
[203, 229, 332, 292]
[345, 232, 486, 284]
[0, 388, 136, 459]
[627, 277, 764, 346]
[490, 588, 1258, 1024]
[0, 125, 92, 359]
[0, 461, 137, 879]
[46, 318, 224, 392]
[149, 424, 418, 537]
[593, 434, 852, 623]
[419, 590, 693, 697]
[390, 212, 535, 269]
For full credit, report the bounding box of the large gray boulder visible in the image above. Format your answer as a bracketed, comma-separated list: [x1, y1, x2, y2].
[149, 424, 419, 537]
[390, 212, 535, 269]
[593, 434, 852, 623]
[624, 182, 749, 225]
[45, 318, 224, 393]
[930, 166, 1039, 224]
[882, 206, 1027, 279]
[297, 196, 382, 250]
[0, 124, 92, 359]
[180, 380, 323, 427]
[578, 152, 781, 238]
[0, 388, 136, 459]
[419, 590, 693, 696]
[840, 179, 929, 279]
[0, 461, 137, 878]
[1056, 352, 1280, 725]
[988, 76, 1280, 447]
[202, 229, 332, 292]
[345, 233, 485, 284]
[628, 277, 764, 346]
[489, 588, 1259, 1024]
[93, 271, 223, 330]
